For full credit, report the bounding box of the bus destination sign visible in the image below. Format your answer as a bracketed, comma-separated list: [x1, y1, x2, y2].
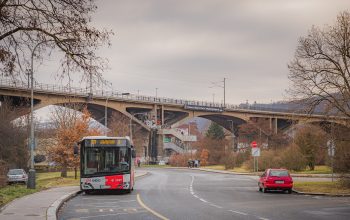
[86, 139, 127, 147]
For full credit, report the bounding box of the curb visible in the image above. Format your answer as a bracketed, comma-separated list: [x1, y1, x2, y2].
[165, 167, 342, 178]
[47, 190, 81, 220]
[292, 189, 350, 197]
[50, 172, 150, 220]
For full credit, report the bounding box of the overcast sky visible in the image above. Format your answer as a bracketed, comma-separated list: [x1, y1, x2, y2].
[35, 0, 350, 105]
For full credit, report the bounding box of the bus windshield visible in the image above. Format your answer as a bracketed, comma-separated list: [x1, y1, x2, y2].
[83, 146, 130, 175]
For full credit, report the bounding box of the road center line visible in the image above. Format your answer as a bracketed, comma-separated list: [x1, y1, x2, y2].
[209, 204, 223, 208]
[200, 198, 208, 203]
[137, 194, 170, 220]
[228, 210, 248, 216]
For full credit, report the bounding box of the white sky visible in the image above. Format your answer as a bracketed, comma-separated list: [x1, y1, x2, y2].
[33, 0, 350, 106]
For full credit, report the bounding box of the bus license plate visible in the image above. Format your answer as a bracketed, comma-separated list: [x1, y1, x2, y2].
[275, 180, 284, 184]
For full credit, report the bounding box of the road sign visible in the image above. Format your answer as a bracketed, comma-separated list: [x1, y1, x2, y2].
[327, 140, 335, 157]
[252, 147, 260, 157]
[251, 141, 257, 148]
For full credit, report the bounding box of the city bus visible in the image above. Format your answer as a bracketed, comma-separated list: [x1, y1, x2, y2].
[76, 136, 136, 193]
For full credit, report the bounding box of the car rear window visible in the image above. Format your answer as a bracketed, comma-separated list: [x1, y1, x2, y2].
[8, 169, 24, 175]
[269, 170, 289, 177]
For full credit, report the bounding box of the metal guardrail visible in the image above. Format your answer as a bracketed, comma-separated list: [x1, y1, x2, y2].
[0, 78, 230, 107]
[0, 78, 323, 115]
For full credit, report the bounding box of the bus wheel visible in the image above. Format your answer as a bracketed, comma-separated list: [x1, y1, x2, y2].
[85, 190, 92, 195]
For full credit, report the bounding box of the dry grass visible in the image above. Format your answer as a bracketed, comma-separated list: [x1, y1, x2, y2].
[294, 181, 350, 195]
[201, 165, 251, 173]
[0, 171, 79, 207]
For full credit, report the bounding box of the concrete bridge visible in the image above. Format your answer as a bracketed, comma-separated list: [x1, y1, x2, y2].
[0, 79, 348, 161]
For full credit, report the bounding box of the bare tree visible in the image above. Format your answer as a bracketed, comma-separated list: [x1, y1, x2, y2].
[0, 0, 112, 80]
[288, 11, 350, 118]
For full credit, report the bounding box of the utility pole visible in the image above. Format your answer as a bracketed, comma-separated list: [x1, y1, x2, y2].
[223, 77, 226, 107]
[210, 77, 227, 107]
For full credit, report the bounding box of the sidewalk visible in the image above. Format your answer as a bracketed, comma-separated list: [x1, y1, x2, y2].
[0, 170, 148, 220]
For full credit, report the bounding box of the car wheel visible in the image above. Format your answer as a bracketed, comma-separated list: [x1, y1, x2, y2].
[287, 189, 292, 194]
[262, 186, 267, 193]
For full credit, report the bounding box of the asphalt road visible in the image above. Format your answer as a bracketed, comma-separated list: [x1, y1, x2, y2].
[59, 168, 350, 220]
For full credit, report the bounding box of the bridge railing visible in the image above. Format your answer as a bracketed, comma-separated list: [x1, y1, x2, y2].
[0, 78, 313, 114]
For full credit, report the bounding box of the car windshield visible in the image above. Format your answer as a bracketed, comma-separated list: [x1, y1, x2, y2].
[8, 169, 24, 175]
[83, 146, 130, 175]
[269, 170, 289, 177]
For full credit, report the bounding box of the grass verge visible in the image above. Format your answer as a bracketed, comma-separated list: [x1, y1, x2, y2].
[201, 165, 251, 173]
[293, 181, 350, 195]
[291, 166, 332, 174]
[0, 171, 79, 207]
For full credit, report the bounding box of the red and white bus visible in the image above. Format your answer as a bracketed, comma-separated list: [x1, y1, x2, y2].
[77, 136, 136, 193]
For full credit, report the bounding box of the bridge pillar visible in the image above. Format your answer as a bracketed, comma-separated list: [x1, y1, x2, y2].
[161, 105, 164, 126]
[269, 118, 278, 134]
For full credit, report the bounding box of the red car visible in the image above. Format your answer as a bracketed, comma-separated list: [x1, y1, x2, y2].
[258, 168, 293, 194]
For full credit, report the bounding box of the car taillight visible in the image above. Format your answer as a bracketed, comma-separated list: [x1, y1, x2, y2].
[266, 178, 274, 183]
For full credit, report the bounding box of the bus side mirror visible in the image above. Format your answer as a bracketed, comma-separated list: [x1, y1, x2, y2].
[132, 149, 136, 158]
[74, 144, 79, 156]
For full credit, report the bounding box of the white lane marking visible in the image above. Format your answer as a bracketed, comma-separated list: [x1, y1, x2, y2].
[98, 209, 103, 212]
[209, 204, 222, 209]
[199, 198, 208, 203]
[193, 195, 199, 198]
[109, 209, 113, 212]
[228, 210, 248, 216]
[79, 213, 129, 219]
[258, 218, 270, 220]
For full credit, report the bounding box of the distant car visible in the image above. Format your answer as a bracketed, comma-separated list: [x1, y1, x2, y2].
[258, 168, 293, 194]
[7, 169, 28, 185]
[158, 160, 166, 165]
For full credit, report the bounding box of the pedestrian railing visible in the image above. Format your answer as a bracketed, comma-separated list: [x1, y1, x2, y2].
[0, 78, 317, 114]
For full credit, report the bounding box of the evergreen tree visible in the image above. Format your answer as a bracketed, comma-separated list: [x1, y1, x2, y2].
[206, 122, 225, 140]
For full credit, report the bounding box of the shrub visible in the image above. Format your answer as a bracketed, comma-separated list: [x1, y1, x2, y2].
[279, 144, 307, 171]
[244, 150, 280, 171]
[199, 149, 209, 166]
[168, 154, 190, 167]
[221, 152, 235, 170]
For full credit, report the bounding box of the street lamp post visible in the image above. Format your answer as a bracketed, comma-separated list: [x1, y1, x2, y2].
[104, 96, 110, 135]
[28, 40, 53, 189]
[104, 82, 113, 136]
[28, 39, 74, 189]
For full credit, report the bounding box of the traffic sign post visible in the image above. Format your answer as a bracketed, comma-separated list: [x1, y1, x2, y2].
[251, 141, 260, 172]
[327, 140, 336, 182]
